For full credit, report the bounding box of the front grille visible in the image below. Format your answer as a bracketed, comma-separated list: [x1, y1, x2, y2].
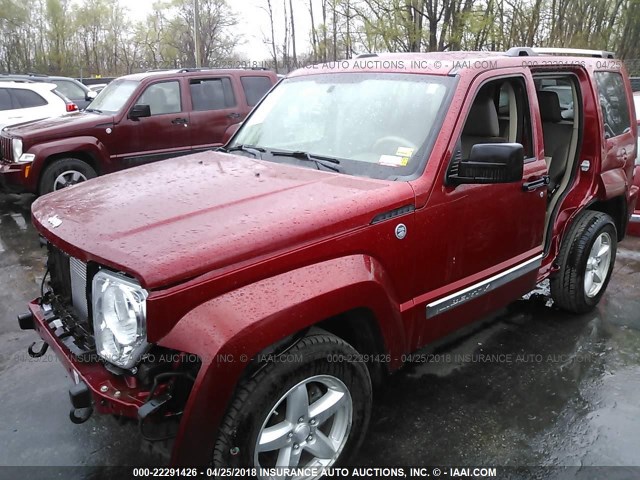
[0, 134, 12, 162]
[70, 257, 89, 319]
[46, 245, 94, 353]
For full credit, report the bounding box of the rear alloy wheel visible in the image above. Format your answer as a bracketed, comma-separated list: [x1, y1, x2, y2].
[551, 210, 617, 313]
[583, 231, 613, 298]
[40, 158, 97, 194]
[213, 331, 372, 479]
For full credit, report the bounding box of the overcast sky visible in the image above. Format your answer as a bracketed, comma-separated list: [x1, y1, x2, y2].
[127, 0, 315, 60]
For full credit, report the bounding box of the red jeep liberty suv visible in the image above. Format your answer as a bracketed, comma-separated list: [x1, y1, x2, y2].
[17, 47, 639, 476]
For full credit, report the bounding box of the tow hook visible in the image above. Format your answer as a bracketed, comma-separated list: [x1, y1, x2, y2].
[17, 311, 34, 330]
[69, 407, 93, 424]
[69, 381, 93, 424]
[27, 341, 49, 358]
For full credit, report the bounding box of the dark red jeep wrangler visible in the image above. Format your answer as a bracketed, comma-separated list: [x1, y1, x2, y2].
[18, 47, 639, 476]
[0, 68, 277, 194]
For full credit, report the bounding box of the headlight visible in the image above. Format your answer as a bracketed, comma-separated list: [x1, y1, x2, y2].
[92, 270, 149, 369]
[12, 138, 22, 161]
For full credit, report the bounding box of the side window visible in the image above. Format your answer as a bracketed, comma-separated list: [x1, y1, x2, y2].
[240, 76, 273, 107]
[137, 81, 181, 115]
[189, 78, 235, 111]
[459, 77, 533, 160]
[11, 89, 47, 108]
[0, 88, 12, 111]
[595, 71, 631, 138]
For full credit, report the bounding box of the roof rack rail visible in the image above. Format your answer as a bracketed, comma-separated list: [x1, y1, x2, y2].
[506, 46, 615, 59]
[505, 47, 537, 57]
[533, 47, 615, 58]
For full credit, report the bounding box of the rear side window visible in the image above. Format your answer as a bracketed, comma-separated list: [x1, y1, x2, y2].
[11, 89, 47, 108]
[54, 80, 86, 99]
[595, 72, 631, 138]
[0, 88, 12, 110]
[240, 76, 273, 106]
[190, 78, 235, 111]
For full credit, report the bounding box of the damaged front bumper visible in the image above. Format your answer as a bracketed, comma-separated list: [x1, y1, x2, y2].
[19, 298, 198, 432]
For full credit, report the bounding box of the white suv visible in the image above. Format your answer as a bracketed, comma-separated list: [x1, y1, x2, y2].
[0, 81, 76, 129]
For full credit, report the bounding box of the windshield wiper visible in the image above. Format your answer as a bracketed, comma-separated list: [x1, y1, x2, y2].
[84, 108, 102, 113]
[268, 150, 341, 172]
[225, 144, 266, 157]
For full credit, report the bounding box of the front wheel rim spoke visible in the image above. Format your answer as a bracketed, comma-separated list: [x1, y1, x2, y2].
[590, 235, 602, 258]
[597, 243, 610, 258]
[275, 444, 301, 468]
[304, 430, 337, 459]
[308, 389, 346, 426]
[257, 421, 293, 453]
[585, 271, 594, 294]
[286, 384, 310, 423]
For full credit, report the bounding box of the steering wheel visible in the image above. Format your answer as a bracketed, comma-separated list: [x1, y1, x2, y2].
[372, 136, 417, 154]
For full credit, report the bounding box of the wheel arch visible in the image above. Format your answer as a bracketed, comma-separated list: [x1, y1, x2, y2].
[587, 195, 627, 241]
[154, 254, 405, 465]
[41, 150, 100, 174]
[27, 137, 108, 191]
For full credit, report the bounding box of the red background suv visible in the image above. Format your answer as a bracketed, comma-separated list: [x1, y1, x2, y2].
[0, 68, 277, 194]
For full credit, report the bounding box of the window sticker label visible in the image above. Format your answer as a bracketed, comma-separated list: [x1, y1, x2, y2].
[379, 154, 409, 167]
[395, 147, 415, 157]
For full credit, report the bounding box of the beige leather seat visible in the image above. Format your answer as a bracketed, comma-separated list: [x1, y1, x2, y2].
[461, 96, 506, 159]
[537, 90, 573, 194]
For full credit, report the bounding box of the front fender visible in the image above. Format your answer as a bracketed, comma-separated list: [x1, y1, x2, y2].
[157, 254, 405, 465]
[26, 136, 108, 190]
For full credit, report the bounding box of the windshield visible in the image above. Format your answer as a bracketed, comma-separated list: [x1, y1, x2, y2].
[87, 79, 139, 114]
[230, 73, 453, 180]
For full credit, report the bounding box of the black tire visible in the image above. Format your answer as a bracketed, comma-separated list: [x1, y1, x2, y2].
[550, 210, 617, 313]
[39, 158, 97, 195]
[213, 331, 372, 474]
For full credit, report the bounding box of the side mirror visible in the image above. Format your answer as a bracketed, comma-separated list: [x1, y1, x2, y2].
[86, 90, 98, 101]
[449, 143, 524, 185]
[129, 104, 151, 120]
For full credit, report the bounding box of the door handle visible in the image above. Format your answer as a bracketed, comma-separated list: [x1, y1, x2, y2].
[171, 117, 188, 125]
[522, 175, 550, 192]
[227, 112, 242, 119]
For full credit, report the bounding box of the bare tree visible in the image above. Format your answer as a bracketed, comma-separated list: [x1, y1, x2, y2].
[263, 0, 279, 72]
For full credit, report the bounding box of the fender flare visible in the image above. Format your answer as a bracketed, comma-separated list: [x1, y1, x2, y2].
[28, 136, 109, 187]
[157, 254, 405, 465]
[599, 168, 628, 200]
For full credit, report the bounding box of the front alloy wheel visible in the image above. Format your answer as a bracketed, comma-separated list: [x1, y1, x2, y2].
[254, 375, 352, 470]
[53, 170, 88, 190]
[39, 157, 97, 195]
[213, 331, 372, 480]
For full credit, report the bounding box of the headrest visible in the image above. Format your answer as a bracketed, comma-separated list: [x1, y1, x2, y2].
[537, 90, 563, 123]
[463, 96, 499, 137]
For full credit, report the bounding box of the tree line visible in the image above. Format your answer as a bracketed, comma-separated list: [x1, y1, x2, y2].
[1, 0, 639, 78]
